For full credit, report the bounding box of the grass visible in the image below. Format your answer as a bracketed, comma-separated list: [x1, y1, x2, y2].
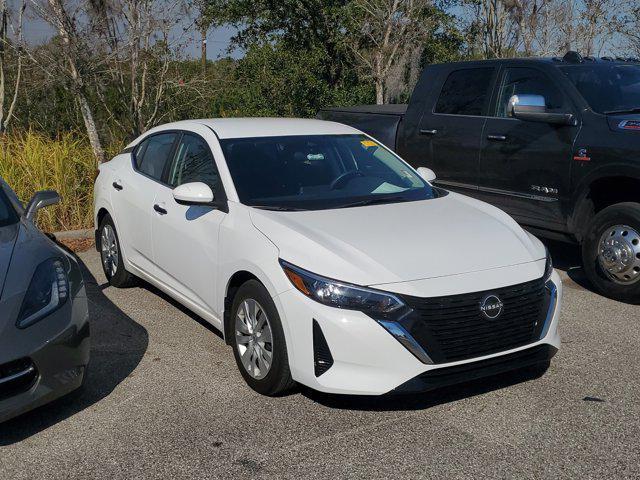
[0, 131, 98, 231]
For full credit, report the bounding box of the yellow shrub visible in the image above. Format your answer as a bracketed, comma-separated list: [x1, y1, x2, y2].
[0, 131, 97, 231]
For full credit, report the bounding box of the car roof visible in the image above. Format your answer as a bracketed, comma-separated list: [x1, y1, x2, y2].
[143, 117, 362, 140]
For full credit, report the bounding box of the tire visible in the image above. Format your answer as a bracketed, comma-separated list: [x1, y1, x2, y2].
[582, 202, 640, 304]
[98, 213, 137, 288]
[230, 280, 295, 396]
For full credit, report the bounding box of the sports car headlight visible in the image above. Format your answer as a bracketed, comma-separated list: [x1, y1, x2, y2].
[544, 247, 554, 282]
[280, 260, 407, 317]
[16, 258, 69, 329]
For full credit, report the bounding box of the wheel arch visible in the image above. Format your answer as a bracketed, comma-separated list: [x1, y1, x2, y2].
[223, 270, 260, 345]
[570, 166, 640, 241]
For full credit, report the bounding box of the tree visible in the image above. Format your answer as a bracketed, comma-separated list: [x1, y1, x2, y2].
[0, 0, 26, 133]
[347, 0, 457, 104]
[31, 0, 106, 163]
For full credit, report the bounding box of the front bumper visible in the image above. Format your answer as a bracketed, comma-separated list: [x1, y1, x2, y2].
[0, 295, 90, 423]
[274, 270, 562, 396]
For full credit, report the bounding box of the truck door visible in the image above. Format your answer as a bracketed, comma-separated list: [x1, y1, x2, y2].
[410, 66, 496, 192]
[478, 65, 579, 230]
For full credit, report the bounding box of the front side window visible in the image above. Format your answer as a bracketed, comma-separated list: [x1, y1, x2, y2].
[496, 67, 565, 117]
[167, 133, 220, 192]
[220, 134, 436, 210]
[560, 64, 640, 114]
[135, 133, 177, 181]
[434, 68, 494, 116]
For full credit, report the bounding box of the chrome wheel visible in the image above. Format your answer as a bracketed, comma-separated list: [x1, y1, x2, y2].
[235, 299, 273, 380]
[598, 225, 640, 284]
[100, 224, 119, 278]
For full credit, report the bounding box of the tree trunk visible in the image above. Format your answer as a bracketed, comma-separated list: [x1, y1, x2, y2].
[201, 26, 207, 72]
[375, 78, 384, 105]
[77, 91, 106, 164]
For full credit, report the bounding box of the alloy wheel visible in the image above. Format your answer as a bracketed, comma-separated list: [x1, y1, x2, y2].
[235, 299, 274, 380]
[100, 224, 119, 278]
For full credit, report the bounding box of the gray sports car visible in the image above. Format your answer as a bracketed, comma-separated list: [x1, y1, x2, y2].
[0, 176, 89, 423]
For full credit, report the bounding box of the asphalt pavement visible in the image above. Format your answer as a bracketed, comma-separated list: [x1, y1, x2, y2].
[0, 242, 639, 479]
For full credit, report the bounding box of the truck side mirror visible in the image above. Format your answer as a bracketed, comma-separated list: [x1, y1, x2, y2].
[417, 167, 436, 183]
[508, 94, 576, 126]
[25, 190, 60, 222]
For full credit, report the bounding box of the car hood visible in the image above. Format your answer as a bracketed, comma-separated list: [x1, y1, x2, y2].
[0, 223, 19, 296]
[249, 192, 545, 286]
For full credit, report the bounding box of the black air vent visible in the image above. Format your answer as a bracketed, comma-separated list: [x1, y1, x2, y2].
[313, 320, 333, 377]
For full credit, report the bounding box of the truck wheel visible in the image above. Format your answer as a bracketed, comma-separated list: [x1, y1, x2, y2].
[582, 202, 640, 304]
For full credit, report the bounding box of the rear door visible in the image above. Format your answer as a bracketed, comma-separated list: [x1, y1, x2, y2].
[477, 65, 579, 228]
[151, 127, 227, 325]
[111, 132, 178, 275]
[414, 66, 497, 191]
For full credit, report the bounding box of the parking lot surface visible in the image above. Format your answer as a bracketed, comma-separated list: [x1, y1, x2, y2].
[1, 244, 639, 479]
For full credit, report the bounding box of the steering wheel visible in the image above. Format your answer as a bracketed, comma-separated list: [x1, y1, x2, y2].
[330, 170, 365, 190]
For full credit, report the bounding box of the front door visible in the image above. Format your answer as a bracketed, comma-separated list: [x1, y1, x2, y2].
[478, 66, 579, 229]
[415, 66, 496, 192]
[151, 128, 227, 325]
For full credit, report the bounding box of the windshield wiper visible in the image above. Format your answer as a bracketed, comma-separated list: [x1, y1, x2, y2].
[603, 107, 640, 115]
[252, 205, 308, 212]
[338, 196, 409, 209]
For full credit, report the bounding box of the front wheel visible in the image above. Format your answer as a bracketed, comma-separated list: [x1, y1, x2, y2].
[231, 280, 295, 396]
[582, 202, 640, 304]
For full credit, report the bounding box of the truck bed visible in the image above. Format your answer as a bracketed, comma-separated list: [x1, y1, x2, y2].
[317, 104, 407, 150]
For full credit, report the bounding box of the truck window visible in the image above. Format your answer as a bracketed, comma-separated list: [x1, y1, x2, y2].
[495, 67, 564, 117]
[434, 68, 494, 116]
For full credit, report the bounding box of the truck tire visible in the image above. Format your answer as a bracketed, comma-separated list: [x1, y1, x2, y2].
[582, 202, 640, 304]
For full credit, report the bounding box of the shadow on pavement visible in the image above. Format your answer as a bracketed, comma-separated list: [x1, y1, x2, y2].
[0, 255, 149, 445]
[303, 365, 548, 411]
[543, 239, 596, 292]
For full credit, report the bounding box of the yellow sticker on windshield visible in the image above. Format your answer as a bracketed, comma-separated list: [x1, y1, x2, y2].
[361, 140, 378, 148]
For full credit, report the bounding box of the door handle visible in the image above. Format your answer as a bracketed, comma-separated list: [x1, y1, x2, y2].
[419, 129, 438, 136]
[112, 181, 123, 191]
[153, 204, 167, 215]
[487, 134, 507, 141]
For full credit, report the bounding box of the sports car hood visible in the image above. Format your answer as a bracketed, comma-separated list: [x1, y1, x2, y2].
[0, 223, 19, 296]
[250, 192, 546, 286]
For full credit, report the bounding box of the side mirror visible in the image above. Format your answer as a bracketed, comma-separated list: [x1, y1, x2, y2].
[173, 182, 214, 205]
[508, 94, 575, 126]
[417, 167, 436, 183]
[25, 190, 60, 222]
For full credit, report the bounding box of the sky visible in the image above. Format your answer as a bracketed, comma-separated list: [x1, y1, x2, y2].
[21, 3, 242, 60]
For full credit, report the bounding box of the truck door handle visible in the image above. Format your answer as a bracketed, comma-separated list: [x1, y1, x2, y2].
[153, 204, 167, 215]
[419, 129, 438, 136]
[487, 134, 507, 141]
[112, 181, 123, 191]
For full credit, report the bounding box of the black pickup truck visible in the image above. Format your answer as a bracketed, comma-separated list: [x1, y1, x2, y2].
[319, 52, 640, 303]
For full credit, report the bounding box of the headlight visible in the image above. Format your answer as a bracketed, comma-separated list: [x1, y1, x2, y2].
[279, 260, 407, 318]
[544, 247, 554, 282]
[16, 258, 69, 329]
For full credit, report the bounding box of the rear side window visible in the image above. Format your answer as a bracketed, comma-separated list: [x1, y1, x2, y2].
[135, 133, 177, 181]
[434, 68, 494, 116]
[167, 133, 220, 192]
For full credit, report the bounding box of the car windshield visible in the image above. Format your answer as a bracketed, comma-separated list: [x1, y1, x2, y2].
[220, 134, 437, 210]
[0, 185, 19, 227]
[560, 64, 640, 114]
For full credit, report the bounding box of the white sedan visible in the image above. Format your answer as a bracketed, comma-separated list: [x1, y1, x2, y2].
[93, 118, 562, 396]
